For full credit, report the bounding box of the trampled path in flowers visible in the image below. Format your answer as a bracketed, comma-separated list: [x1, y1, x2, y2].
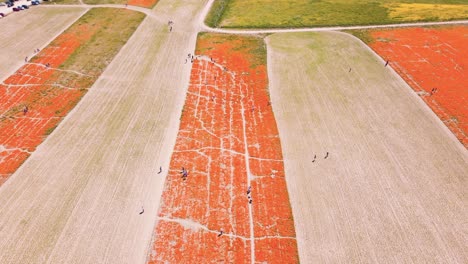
[148, 34, 298, 263]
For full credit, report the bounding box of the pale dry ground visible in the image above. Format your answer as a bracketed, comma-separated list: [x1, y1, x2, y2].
[0, 6, 87, 80]
[0, 0, 208, 263]
[267, 31, 468, 263]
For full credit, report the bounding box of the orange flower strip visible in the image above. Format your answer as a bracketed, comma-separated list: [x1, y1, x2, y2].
[367, 26, 468, 147]
[148, 34, 298, 263]
[128, 0, 158, 8]
[0, 27, 96, 185]
[0, 9, 144, 185]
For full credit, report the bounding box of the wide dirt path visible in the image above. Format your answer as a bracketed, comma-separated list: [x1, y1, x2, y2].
[0, 0, 207, 263]
[0, 6, 87, 79]
[266, 31, 468, 263]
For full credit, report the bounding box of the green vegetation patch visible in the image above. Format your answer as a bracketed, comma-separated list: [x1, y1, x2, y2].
[207, 0, 468, 28]
[205, 0, 230, 27]
[346, 29, 374, 44]
[58, 8, 145, 80]
[196, 32, 267, 68]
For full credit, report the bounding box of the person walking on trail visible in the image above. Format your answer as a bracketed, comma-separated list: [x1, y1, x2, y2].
[324, 152, 329, 159]
[246, 186, 251, 195]
[349, 68, 352, 73]
[312, 154, 316, 162]
[385, 60, 389, 67]
[158, 166, 162, 174]
[218, 229, 224, 237]
[23, 106, 28, 115]
[139, 206, 144, 215]
[25, 57, 28, 62]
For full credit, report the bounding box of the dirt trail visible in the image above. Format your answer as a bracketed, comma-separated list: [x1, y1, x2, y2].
[203, 19, 468, 34]
[0, 0, 208, 263]
[0, 7, 87, 80]
[267, 31, 468, 263]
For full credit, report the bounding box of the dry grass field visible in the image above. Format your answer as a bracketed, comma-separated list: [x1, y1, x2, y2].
[266, 31, 468, 263]
[0, 7, 87, 79]
[0, 0, 209, 262]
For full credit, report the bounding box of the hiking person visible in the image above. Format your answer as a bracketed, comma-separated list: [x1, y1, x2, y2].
[158, 166, 162, 174]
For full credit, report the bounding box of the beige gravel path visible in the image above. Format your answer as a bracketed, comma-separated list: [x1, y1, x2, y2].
[0, 6, 87, 80]
[267, 31, 468, 263]
[0, 0, 207, 263]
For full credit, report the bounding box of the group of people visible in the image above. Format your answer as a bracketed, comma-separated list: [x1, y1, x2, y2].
[312, 152, 329, 163]
[185, 53, 195, 64]
[24, 48, 42, 63]
[247, 186, 252, 204]
[168, 20, 174, 32]
[180, 167, 188, 180]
